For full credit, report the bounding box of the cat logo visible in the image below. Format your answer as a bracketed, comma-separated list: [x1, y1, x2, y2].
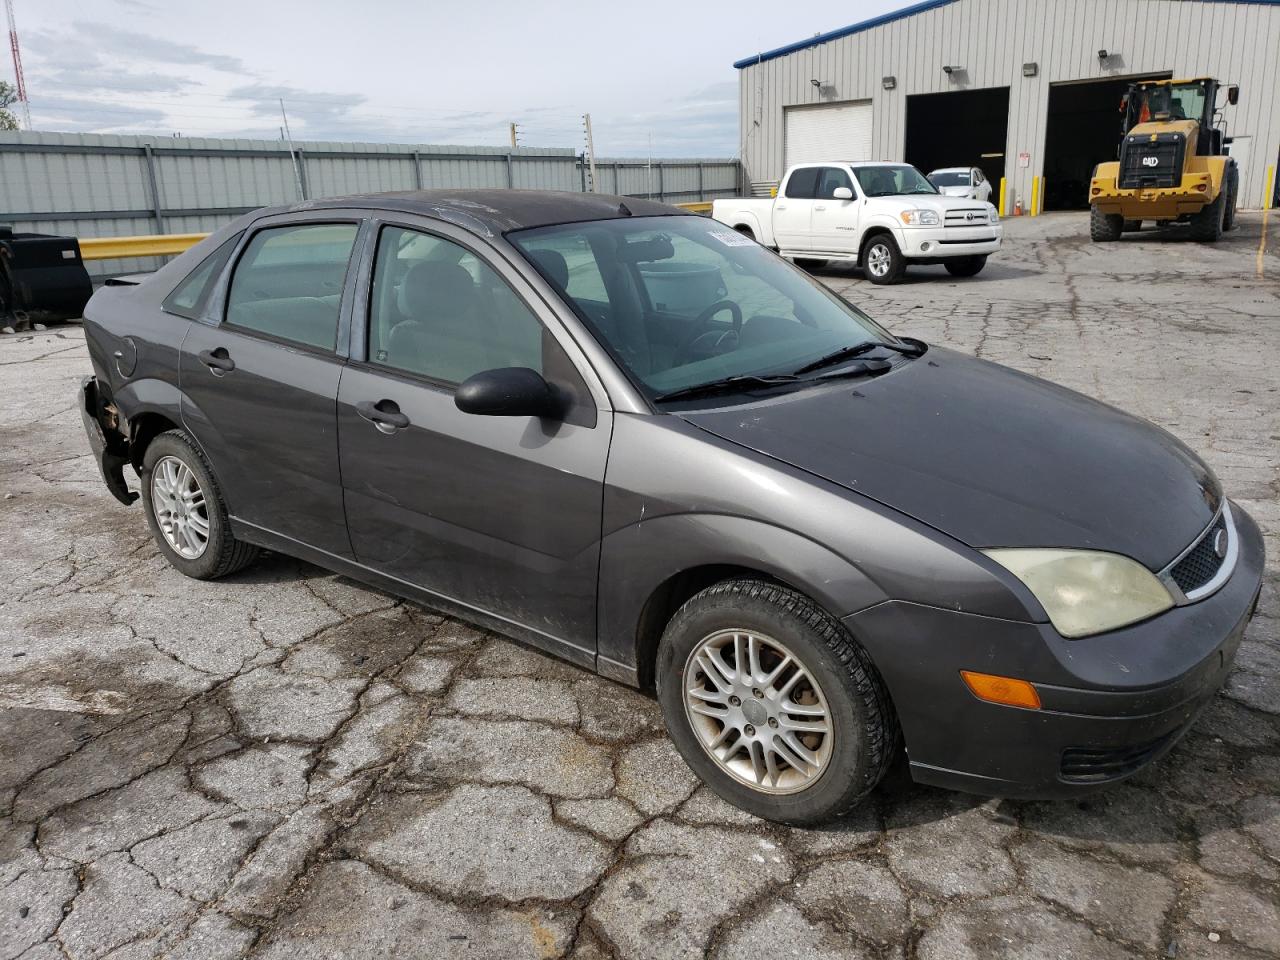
[1141, 156, 1160, 167]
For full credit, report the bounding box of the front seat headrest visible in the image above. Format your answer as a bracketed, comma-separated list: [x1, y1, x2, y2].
[398, 260, 476, 320]
[529, 249, 570, 289]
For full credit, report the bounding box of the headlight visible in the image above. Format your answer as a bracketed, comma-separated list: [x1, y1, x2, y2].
[900, 209, 940, 225]
[989, 209, 1000, 223]
[983, 549, 1174, 638]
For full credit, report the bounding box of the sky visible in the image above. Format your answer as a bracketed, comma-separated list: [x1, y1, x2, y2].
[10, 0, 903, 157]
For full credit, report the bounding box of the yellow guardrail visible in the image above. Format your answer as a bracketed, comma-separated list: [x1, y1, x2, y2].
[82, 203, 716, 260]
[79, 233, 210, 261]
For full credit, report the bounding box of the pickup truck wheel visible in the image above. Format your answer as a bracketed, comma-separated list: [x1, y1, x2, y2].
[1089, 206, 1123, 242]
[655, 579, 899, 826]
[861, 235, 903, 285]
[140, 431, 259, 580]
[944, 255, 987, 278]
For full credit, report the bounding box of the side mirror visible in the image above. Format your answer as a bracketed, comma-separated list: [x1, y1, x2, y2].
[454, 367, 563, 419]
[1227, 85, 1239, 105]
[832, 186, 854, 201]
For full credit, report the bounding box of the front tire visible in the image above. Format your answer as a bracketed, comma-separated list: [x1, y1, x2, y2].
[1090, 205, 1123, 241]
[861, 234, 904, 285]
[944, 255, 987, 278]
[140, 430, 259, 580]
[655, 579, 899, 825]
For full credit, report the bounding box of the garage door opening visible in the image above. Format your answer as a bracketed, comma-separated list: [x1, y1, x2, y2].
[1043, 73, 1170, 210]
[905, 87, 1009, 197]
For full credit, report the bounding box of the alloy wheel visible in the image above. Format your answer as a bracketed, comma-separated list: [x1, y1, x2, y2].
[683, 629, 834, 794]
[867, 243, 891, 277]
[151, 455, 210, 559]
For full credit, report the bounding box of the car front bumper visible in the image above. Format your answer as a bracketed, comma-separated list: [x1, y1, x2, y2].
[846, 500, 1265, 798]
[79, 376, 137, 505]
[898, 225, 1002, 260]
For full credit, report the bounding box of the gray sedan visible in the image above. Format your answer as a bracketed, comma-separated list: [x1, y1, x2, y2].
[79, 190, 1263, 824]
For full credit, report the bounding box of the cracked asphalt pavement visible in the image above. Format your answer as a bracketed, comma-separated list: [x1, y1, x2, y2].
[1, 211, 1278, 959]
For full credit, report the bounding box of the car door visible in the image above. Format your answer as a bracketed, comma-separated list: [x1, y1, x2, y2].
[772, 167, 818, 251]
[810, 166, 860, 253]
[336, 217, 612, 663]
[180, 214, 365, 558]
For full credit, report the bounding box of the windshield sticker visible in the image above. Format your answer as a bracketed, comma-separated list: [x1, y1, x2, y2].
[707, 229, 756, 247]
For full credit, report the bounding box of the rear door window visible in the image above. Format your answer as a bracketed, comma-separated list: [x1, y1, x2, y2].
[783, 168, 819, 199]
[225, 223, 359, 351]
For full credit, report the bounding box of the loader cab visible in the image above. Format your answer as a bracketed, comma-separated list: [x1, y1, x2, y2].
[1121, 78, 1237, 156]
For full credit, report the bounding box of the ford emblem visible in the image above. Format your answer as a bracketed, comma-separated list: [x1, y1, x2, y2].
[1212, 529, 1228, 560]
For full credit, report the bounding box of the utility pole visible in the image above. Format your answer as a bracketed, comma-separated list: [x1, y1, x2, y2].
[509, 122, 520, 149]
[279, 98, 304, 200]
[582, 113, 599, 193]
[4, 0, 32, 129]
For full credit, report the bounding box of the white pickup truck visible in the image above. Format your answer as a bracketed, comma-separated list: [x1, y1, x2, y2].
[711, 161, 1002, 284]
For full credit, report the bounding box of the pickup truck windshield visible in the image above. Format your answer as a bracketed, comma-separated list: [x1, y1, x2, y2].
[510, 216, 895, 400]
[854, 165, 938, 197]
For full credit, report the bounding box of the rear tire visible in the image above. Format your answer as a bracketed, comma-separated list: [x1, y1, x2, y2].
[733, 225, 756, 241]
[1221, 167, 1238, 232]
[1189, 187, 1226, 242]
[656, 579, 899, 825]
[861, 234, 904, 285]
[944, 255, 987, 278]
[140, 430, 259, 580]
[1090, 205, 1123, 241]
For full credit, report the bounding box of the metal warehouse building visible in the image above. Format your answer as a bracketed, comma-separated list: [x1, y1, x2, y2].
[735, 0, 1280, 213]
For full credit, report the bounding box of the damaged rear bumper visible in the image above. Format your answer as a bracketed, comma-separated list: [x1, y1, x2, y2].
[79, 376, 138, 505]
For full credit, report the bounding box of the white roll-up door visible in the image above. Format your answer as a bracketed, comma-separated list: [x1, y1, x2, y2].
[784, 101, 874, 167]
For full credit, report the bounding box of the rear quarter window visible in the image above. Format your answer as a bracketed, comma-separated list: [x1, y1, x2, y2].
[162, 233, 243, 319]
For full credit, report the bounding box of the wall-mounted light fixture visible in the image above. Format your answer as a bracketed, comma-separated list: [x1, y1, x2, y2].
[1022, 62, 1038, 77]
[1097, 49, 1110, 62]
[810, 78, 822, 88]
[882, 75, 896, 90]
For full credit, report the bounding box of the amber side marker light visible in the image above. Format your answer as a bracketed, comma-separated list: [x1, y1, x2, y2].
[960, 670, 1042, 710]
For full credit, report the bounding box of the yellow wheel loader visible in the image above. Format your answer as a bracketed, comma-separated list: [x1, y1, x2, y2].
[1089, 78, 1239, 242]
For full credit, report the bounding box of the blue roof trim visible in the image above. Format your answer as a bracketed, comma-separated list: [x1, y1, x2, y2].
[732, 0, 956, 69]
[732, 0, 1280, 69]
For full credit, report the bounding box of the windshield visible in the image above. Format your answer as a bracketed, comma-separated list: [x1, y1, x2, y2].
[928, 170, 970, 187]
[509, 216, 895, 400]
[853, 165, 938, 197]
[1131, 82, 1208, 125]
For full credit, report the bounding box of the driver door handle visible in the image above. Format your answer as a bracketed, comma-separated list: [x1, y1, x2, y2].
[197, 347, 235, 375]
[356, 399, 410, 433]
[814, 205, 827, 211]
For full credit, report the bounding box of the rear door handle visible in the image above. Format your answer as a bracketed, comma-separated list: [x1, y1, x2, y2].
[356, 399, 410, 433]
[197, 347, 235, 375]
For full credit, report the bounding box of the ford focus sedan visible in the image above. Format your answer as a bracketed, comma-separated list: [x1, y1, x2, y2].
[79, 190, 1263, 825]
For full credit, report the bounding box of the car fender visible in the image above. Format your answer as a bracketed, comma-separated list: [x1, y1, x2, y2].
[596, 511, 889, 684]
[857, 214, 907, 253]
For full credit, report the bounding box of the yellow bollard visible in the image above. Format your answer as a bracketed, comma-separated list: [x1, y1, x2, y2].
[1264, 165, 1276, 210]
[998, 178, 1007, 217]
[1030, 177, 1041, 217]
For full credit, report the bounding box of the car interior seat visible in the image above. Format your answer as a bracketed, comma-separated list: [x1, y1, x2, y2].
[386, 260, 497, 381]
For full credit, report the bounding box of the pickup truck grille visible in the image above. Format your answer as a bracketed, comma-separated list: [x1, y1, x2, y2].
[944, 208, 989, 227]
[1118, 133, 1185, 190]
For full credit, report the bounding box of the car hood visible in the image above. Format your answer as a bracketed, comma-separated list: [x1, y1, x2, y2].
[680, 347, 1219, 570]
[937, 185, 974, 197]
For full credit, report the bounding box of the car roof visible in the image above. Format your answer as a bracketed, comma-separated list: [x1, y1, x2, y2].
[263, 189, 691, 234]
[929, 166, 971, 173]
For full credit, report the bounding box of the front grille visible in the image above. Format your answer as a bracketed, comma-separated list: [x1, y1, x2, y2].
[944, 208, 989, 227]
[1061, 733, 1174, 783]
[1170, 512, 1229, 594]
[1118, 133, 1185, 189]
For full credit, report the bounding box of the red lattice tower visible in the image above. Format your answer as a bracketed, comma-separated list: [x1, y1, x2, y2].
[5, 0, 31, 129]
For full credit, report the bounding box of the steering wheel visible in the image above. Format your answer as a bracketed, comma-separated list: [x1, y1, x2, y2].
[676, 300, 743, 365]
